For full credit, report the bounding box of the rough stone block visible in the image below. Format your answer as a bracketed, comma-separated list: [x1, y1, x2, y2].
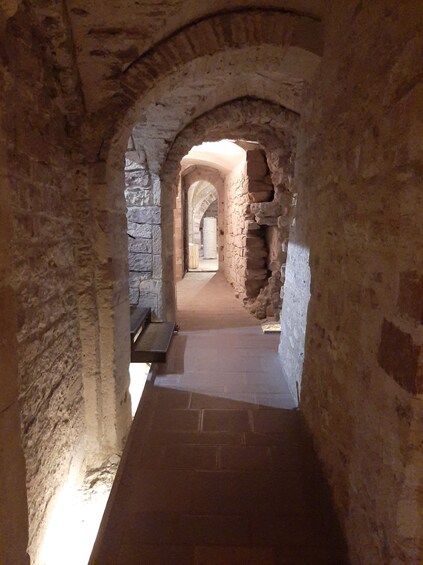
[268, 259, 282, 272]
[138, 291, 158, 312]
[127, 222, 152, 238]
[245, 246, 267, 258]
[248, 177, 273, 192]
[125, 169, 150, 188]
[378, 319, 422, 395]
[140, 279, 162, 294]
[152, 174, 161, 205]
[257, 216, 278, 226]
[245, 235, 265, 249]
[128, 272, 149, 287]
[152, 225, 161, 254]
[125, 189, 152, 207]
[128, 253, 153, 272]
[125, 156, 142, 170]
[153, 254, 162, 278]
[246, 148, 268, 166]
[245, 221, 261, 231]
[248, 191, 273, 203]
[245, 280, 264, 297]
[246, 159, 269, 179]
[128, 238, 152, 254]
[251, 202, 280, 216]
[246, 268, 268, 280]
[127, 206, 161, 225]
[129, 286, 140, 305]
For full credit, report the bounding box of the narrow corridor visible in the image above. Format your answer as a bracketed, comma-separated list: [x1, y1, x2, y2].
[91, 273, 349, 565]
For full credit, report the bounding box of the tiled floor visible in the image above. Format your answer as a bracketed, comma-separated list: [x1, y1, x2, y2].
[90, 272, 349, 565]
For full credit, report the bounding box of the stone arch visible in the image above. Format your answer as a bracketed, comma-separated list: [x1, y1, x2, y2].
[125, 47, 317, 177]
[188, 184, 218, 263]
[157, 97, 299, 319]
[87, 94, 299, 469]
[190, 183, 218, 250]
[90, 8, 322, 156]
[177, 165, 226, 278]
[86, 10, 312, 464]
[183, 165, 225, 195]
[162, 98, 298, 191]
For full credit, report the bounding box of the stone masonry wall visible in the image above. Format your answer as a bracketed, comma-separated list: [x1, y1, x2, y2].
[125, 137, 163, 319]
[223, 157, 252, 298]
[224, 147, 294, 320]
[1, 4, 86, 561]
[281, 2, 423, 563]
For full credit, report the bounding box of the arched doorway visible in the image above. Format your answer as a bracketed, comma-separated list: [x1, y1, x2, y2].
[186, 181, 219, 272]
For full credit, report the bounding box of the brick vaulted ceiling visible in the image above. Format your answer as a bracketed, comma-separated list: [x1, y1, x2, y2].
[31, 1, 322, 171]
[66, 0, 324, 110]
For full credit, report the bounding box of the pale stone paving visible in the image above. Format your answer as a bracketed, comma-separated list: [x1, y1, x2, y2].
[91, 273, 349, 564]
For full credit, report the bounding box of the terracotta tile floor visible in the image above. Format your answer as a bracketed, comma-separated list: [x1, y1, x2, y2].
[90, 272, 349, 565]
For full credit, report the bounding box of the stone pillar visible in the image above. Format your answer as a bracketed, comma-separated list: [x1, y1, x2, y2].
[203, 217, 217, 258]
[90, 159, 132, 455]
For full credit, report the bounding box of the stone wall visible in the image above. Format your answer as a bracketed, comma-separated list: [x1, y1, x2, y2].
[223, 157, 251, 297]
[0, 7, 29, 564]
[125, 137, 163, 319]
[0, 6, 312, 565]
[224, 147, 293, 320]
[280, 2, 423, 563]
[0, 4, 87, 561]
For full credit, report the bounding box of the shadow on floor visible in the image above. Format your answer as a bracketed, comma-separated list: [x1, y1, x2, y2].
[90, 382, 350, 565]
[90, 271, 349, 565]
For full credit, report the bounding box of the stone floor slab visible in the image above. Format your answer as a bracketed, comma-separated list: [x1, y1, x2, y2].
[90, 273, 349, 565]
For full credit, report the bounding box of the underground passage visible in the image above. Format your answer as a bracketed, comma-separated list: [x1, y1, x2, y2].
[1, 2, 422, 565]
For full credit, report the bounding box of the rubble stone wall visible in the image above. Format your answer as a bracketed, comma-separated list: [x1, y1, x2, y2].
[224, 147, 294, 320]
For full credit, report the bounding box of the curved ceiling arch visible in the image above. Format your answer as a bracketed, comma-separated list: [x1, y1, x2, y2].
[188, 182, 218, 214]
[161, 97, 299, 192]
[122, 8, 323, 81]
[159, 96, 299, 310]
[182, 165, 225, 198]
[125, 45, 312, 173]
[182, 141, 246, 174]
[94, 9, 322, 163]
[70, 1, 324, 113]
